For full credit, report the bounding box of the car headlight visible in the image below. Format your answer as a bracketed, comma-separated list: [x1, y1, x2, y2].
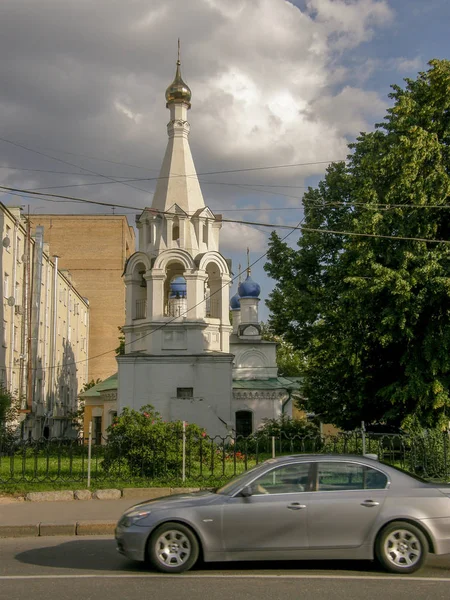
[119, 509, 152, 528]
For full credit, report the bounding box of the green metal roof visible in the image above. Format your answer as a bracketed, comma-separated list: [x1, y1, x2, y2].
[80, 373, 300, 397]
[232, 377, 301, 390]
[80, 373, 118, 397]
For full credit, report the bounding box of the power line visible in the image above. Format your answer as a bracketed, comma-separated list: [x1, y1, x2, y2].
[29, 210, 307, 373]
[0, 135, 155, 196]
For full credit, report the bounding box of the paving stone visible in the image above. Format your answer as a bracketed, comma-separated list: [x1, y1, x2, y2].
[76, 520, 116, 535]
[39, 523, 76, 536]
[0, 525, 39, 538]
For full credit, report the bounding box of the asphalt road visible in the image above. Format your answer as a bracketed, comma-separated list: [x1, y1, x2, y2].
[1, 536, 450, 600]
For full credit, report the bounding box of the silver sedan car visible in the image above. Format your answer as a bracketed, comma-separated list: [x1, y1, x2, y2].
[115, 454, 450, 574]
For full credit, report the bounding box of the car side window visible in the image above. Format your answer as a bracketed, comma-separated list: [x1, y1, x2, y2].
[251, 462, 312, 494]
[318, 462, 387, 491]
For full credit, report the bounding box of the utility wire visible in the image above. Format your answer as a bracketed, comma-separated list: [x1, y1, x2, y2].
[29, 210, 307, 373]
[1, 184, 450, 245]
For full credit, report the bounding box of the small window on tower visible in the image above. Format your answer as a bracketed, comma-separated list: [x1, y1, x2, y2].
[173, 224, 180, 241]
[177, 387, 193, 399]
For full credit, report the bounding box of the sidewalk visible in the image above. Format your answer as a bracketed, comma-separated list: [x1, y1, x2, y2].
[0, 487, 197, 538]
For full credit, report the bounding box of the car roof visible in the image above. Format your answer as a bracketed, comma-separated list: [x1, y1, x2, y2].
[268, 454, 380, 464]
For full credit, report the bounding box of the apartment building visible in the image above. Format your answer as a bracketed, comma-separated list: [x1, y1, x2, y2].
[32, 215, 135, 383]
[1, 204, 89, 438]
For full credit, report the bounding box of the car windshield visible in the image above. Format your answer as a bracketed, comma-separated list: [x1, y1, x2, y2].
[215, 462, 271, 495]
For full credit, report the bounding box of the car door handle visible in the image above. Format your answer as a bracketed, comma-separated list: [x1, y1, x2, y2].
[287, 503, 306, 510]
[361, 500, 380, 507]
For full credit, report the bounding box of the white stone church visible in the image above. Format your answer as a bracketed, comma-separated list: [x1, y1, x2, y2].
[85, 53, 299, 439]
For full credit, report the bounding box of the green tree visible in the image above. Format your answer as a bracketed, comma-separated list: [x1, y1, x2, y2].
[0, 385, 19, 442]
[265, 59, 450, 430]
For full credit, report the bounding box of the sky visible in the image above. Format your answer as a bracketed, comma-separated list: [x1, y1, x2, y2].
[0, 0, 449, 321]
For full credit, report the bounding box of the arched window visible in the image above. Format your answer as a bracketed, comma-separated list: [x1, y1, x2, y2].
[172, 223, 180, 241]
[236, 410, 253, 438]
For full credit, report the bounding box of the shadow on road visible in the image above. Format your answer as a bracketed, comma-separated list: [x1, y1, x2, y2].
[15, 537, 387, 575]
[15, 539, 141, 573]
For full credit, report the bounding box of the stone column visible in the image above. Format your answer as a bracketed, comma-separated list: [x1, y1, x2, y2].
[185, 270, 207, 319]
[147, 269, 166, 318]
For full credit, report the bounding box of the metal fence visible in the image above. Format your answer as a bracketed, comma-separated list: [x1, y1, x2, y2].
[0, 430, 449, 486]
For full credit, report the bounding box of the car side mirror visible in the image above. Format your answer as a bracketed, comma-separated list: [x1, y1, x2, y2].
[240, 485, 254, 497]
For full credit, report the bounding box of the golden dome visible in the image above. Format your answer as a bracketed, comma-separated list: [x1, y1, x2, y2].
[165, 59, 191, 107]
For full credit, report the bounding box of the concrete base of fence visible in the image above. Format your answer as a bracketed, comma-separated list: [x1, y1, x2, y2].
[92, 489, 122, 500]
[121, 487, 171, 500]
[26, 491, 74, 502]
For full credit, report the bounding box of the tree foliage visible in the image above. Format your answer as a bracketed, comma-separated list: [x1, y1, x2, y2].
[265, 59, 450, 430]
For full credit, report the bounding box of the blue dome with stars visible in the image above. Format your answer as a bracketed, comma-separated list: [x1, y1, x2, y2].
[238, 274, 261, 299]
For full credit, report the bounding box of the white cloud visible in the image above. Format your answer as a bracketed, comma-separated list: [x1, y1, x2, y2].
[0, 0, 395, 214]
[306, 0, 394, 50]
[220, 221, 268, 252]
[388, 56, 423, 72]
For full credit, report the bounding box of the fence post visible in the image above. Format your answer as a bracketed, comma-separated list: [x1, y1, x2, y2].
[361, 421, 366, 456]
[182, 421, 186, 483]
[271, 436, 275, 459]
[87, 421, 92, 488]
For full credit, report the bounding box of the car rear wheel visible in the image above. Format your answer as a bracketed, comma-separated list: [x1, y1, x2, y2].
[147, 522, 199, 573]
[375, 521, 428, 574]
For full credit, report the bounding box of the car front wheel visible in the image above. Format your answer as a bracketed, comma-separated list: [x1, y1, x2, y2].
[375, 521, 428, 574]
[147, 522, 199, 573]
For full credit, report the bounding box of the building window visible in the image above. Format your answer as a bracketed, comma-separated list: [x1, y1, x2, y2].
[177, 387, 193, 399]
[2, 321, 7, 347]
[4, 226, 11, 252]
[4, 272, 9, 298]
[235, 410, 253, 438]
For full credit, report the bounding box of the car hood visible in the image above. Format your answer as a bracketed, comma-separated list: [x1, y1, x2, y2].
[125, 490, 219, 513]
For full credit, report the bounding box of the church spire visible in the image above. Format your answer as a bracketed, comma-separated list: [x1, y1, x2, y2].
[165, 39, 192, 108]
[151, 42, 206, 219]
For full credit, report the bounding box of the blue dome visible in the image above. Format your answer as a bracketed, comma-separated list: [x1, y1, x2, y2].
[238, 274, 261, 299]
[170, 276, 187, 298]
[230, 293, 241, 310]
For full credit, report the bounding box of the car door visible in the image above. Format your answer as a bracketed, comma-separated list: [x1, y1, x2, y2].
[221, 461, 313, 559]
[307, 460, 388, 549]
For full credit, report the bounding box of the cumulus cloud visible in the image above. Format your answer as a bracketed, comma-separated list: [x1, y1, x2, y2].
[220, 221, 268, 252]
[0, 0, 395, 249]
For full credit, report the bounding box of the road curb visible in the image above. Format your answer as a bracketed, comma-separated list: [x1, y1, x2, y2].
[0, 521, 116, 539]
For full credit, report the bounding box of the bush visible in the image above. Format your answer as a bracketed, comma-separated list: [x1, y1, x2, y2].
[102, 405, 210, 478]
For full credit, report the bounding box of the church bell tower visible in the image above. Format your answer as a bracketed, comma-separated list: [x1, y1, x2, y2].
[117, 44, 234, 435]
